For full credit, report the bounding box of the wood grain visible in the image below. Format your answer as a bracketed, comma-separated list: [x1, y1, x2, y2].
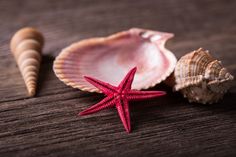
[0, 0, 235, 156]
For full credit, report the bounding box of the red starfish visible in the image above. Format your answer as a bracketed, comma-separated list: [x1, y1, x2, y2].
[79, 67, 166, 133]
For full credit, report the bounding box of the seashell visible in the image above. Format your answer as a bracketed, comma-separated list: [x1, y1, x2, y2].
[10, 27, 44, 97]
[174, 48, 234, 104]
[53, 28, 177, 92]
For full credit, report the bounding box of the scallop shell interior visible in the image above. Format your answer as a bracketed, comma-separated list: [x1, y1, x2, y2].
[174, 48, 234, 104]
[54, 28, 177, 92]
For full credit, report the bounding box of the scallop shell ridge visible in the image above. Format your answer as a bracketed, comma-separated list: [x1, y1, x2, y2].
[54, 28, 177, 92]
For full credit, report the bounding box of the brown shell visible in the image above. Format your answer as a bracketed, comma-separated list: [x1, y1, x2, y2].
[10, 27, 44, 96]
[53, 28, 177, 92]
[174, 48, 234, 104]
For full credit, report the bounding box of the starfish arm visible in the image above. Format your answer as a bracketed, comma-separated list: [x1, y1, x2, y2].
[116, 97, 131, 133]
[84, 76, 117, 95]
[118, 67, 137, 91]
[79, 95, 115, 116]
[126, 90, 166, 101]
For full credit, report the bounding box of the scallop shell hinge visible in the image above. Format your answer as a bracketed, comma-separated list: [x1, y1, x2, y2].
[174, 48, 234, 104]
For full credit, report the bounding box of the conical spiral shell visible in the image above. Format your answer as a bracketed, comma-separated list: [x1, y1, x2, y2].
[10, 27, 44, 96]
[174, 48, 234, 104]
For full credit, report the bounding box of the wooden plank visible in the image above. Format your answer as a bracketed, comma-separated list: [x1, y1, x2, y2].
[0, 0, 235, 156]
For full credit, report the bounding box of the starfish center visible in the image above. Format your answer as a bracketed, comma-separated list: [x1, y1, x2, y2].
[114, 91, 126, 99]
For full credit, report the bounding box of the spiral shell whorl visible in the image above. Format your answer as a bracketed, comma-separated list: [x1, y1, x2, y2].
[174, 48, 234, 104]
[10, 27, 44, 96]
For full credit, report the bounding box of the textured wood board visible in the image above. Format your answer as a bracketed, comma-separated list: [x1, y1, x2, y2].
[0, 0, 235, 156]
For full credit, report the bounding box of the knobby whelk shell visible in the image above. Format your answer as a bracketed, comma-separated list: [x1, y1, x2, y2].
[53, 28, 177, 92]
[10, 27, 44, 96]
[174, 48, 234, 104]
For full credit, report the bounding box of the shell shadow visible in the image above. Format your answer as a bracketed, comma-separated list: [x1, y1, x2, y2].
[36, 54, 55, 96]
[130, 83, 236, 131]
[190, 92, 236, 111]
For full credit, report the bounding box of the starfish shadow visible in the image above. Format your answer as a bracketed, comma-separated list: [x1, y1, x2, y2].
[130, 83, 182, 130]
[130, 83, 236, 131]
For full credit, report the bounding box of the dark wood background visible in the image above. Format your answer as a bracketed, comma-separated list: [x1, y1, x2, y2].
[0, 0, 235, 156]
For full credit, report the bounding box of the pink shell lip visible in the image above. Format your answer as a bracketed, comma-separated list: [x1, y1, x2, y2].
[53, 28, 177, 93]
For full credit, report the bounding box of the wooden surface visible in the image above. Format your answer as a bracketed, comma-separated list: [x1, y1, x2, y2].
[0, 0, 236, 156]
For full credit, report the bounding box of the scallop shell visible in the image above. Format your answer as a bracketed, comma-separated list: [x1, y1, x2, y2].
[174, 48, 234, 104]
[53, 28, 177, 92]
[10, 27, 44, 96]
